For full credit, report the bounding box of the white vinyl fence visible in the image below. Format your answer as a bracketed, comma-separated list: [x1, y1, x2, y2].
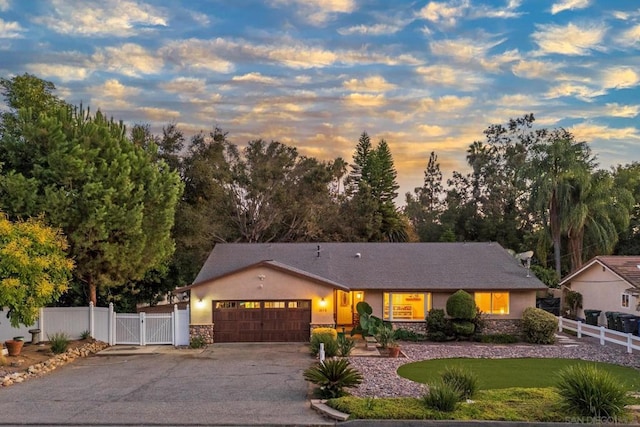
[558, 316, 640, 354]
[1, 303, 190, 346]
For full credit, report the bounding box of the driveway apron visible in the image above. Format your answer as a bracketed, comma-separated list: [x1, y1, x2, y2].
[0, 343, 332, 426]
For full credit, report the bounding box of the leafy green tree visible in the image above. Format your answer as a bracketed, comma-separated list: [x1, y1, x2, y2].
[613, 163, 640, 255]
[0, 75, 183, 305]
[405, 151, 445, 241]
[0, 214, 73, 326]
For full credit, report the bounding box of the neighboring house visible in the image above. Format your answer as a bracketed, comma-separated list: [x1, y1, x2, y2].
[560, 256, 640, 326]
[175, 242, 546, 343]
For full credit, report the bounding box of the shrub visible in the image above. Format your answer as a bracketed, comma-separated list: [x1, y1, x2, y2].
[521, 307, 558, 344]
[472, 307, 486, 335]
[48, 332, 69, 354]
[441, 366, 478, 401]
[451, 320, 475, 337]
[312, 327, 337, 340]
[556, 364, 627, 418]
[446, 290, 476, 320]
[303, 358, 363, 398]
[337, 334, 356, 357]
[478, 333, 519, 344]
[426, 309, 453, 341]
[394, 328, 428, 342]
[80, 330, 92, 340]
[422, 382, 459, 412]
[376, 324, 395, 349]
[189, 335, 207, 349]
[310, 333, 339, 357]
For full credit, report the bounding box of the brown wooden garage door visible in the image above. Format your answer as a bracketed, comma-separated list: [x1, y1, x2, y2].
[213, 300, 311, 342]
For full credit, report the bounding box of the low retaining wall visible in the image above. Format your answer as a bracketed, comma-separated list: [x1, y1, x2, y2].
[189, 324, 214, 344]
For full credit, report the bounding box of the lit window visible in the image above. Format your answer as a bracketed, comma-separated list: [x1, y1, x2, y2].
[239, 301, 261, 309]
[475, 292, 509, 315]
[264, 301, 285, 309]
[622, 294, 630, 308]
[289, 301, 310, 309]
[383, 293, 431, 321]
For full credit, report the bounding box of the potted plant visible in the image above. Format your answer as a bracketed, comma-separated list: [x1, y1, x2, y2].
[387, 340, 401, 358]
[376, 324, 401, 357]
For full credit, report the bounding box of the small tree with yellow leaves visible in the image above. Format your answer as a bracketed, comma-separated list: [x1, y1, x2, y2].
[0, 214, 73, 327]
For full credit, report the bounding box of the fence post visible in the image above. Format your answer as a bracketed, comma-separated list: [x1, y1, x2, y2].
[108, 303, 114, 346]
[600, 326, 605, 345]
[89, 302, 95, 339]
[140, 312, 145, 346]
[39, 307, 45, 339]
[628, 333, 633, 354]
[558, 316, 563, 332]
[172, 304, 178, 346]
[577, 320, 582, 339]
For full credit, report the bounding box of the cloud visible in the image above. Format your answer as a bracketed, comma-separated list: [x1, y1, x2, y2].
[550, 0, 590, 15]
[618, 24, 640, 47]
[417, 0, 469, 27]
[32, 0, 167, 37]
[137, 106, 180, 121]
[160, 39, 234, 73]
[419, 95, 474, 113]
[428, 36, 518, 72]
[416, 65, 488, 91]
[570, 122, 640, 142]
[343, 93, 386, 107]
[0, 0, 9, 11]
[337, 23, 404, 36]
[159, 77, 207, 94]
[232, 72, 277, 84]
[512, 59, 561, 79]
[545, 82, 604, 100]
[532, 22, 607, 55]
[0, 18, 24, 38]
[92, 43, 163, 76]
[603, 103, 639, 118]
[343, 76, 396, 92]
[602, 67, 639, 90]
[25, 63, 89, 81]
[89, 79, 141, 99]
[268, 0, 356, 26]
[417, 124, 447, 137]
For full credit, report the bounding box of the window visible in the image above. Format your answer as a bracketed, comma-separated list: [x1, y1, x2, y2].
[215, 301, 237, 309]
[475, 292, 510, 314]
[288, 301, 310, 309]
[238, 301, 261, 309]
[383, 293, 431, 321]
[622, 293, 630, 308]
[264, 301, 285, 309]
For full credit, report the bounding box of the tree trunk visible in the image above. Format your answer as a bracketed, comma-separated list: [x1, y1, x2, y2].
[568, 228, 584, 272]
[88, 280, 97, 306]
[550, 193, 562, 279]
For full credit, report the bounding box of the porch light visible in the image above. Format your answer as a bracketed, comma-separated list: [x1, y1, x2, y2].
[356, 292, 362, 300]
[196, 298, 206, 308]
[319, 298, 327, 307]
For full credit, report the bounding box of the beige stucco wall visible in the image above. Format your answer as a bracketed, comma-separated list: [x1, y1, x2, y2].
[567, 264, 638, 325]
[360, 289, 537, 321]
[189, 265, 336, 325]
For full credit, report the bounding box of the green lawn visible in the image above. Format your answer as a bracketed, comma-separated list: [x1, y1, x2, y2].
[397, 358, 640, 390]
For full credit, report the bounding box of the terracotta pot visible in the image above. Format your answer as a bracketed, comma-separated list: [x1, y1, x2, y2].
[387, 346, 401, 358]
[5, 339, 24, 356]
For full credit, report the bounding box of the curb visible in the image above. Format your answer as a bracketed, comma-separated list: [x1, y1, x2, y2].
[310, 399, 350, 421]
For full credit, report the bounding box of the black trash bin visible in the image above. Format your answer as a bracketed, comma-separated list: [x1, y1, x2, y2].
[617, 314, 633, 332]
[605, 311, 616, 329]
[584, 309, 602, 326]
[621, 315, 639, 334]
[611, 312, 624, 332]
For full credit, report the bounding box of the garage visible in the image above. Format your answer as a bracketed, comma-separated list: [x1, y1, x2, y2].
[213, 300, 311, 342]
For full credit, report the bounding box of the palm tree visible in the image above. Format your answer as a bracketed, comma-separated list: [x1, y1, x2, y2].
[529, 133, 594, 278]
[566, 170, 633, 270]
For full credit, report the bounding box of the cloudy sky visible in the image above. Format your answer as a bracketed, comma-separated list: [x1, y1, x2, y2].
[1, 0, 639, 197]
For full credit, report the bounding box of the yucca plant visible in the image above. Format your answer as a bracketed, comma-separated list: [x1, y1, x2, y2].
[303, 358, 363, 398]
[441, 366, 478, 401]
[556, 364, 627, 418]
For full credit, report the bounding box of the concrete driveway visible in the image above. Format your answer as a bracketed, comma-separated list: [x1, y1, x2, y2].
[0, 343, 333, 426]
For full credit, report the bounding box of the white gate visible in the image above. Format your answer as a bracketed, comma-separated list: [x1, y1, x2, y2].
[115, 313, 142, 344]
[115, 312, 175, 345]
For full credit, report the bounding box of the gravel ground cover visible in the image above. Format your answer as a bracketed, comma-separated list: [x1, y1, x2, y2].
[348, 334, 640, 398]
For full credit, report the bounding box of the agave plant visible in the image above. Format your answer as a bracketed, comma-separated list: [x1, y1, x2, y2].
[303, 358, 364, 398]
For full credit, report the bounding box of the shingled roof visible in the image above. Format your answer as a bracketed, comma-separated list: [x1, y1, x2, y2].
[560, 256, 640, 288]
[186, 242, 546, 291]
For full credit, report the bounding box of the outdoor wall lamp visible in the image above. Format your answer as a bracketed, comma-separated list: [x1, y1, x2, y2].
[196, 298, 206, 308]
[356, 292, 362, 300]
[319, 297, 327, 307]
